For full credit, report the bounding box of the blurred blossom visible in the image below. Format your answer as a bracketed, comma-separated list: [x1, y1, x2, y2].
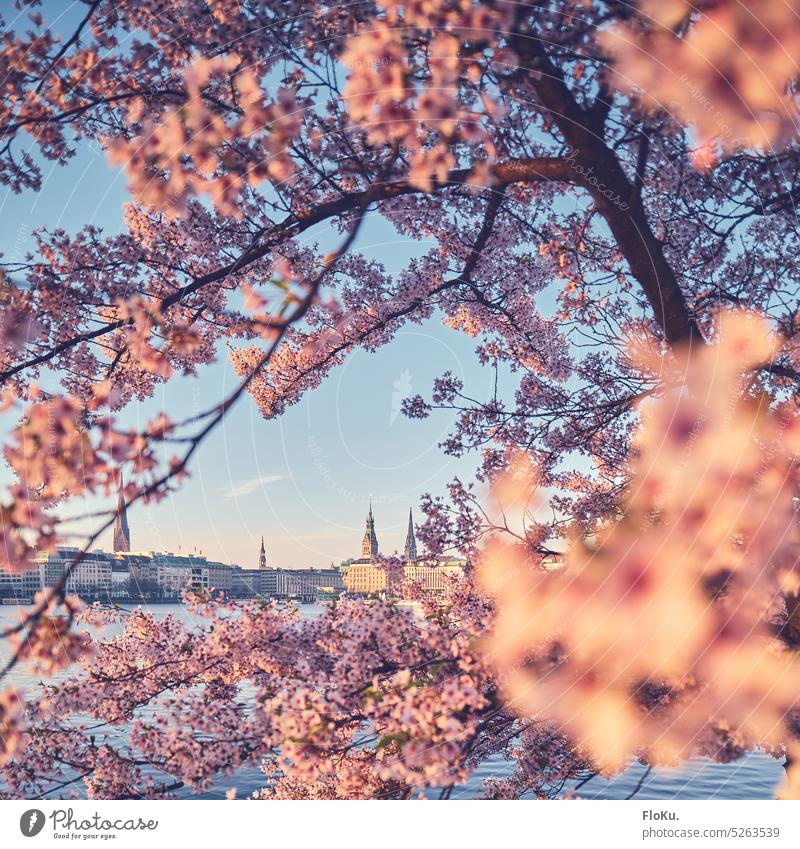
[479, 311, 800, 785]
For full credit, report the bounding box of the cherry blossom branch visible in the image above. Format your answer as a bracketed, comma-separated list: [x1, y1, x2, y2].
[0, 156, 568, 385]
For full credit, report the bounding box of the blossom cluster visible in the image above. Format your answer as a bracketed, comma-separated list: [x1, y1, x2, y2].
[0, 589, 586, 799]
[106, 57, 302, 217]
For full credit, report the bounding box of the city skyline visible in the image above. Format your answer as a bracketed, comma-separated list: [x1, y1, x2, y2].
[1, 500, 457, 604]
[108, 499, 427, 572]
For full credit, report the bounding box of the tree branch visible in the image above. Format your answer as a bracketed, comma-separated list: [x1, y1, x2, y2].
[512, 30, 702, 347]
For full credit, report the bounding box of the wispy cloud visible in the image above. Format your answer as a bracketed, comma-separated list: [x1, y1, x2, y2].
[224, 474, 286, 500]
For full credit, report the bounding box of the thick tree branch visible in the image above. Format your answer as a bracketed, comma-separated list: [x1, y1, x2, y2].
[513, 31, 702, 347]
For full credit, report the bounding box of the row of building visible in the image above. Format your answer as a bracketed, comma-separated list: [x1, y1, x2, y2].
[0, 498, 466, 603]
[0, 547, 345, 603]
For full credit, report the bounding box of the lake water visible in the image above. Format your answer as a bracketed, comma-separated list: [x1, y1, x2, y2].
[0, 603, 786, 800]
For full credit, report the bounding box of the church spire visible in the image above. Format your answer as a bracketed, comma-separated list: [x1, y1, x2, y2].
[259, 536, 267, 569]
[404, 508, 417, 562]
[112, 474, 130, 552]
[361, 499, 379, 560]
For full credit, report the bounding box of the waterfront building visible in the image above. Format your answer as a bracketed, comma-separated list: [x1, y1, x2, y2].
[229, 540, 279, 598]
[116, 553, 158, 598]
[230, 566, 261, 598]
[151, 553, 210, 596]
[229, 564, 279, 598]
[315, 584, 342, 603]
[0, 563, 41, 601]
[206, 559, 232, 592]
[113, 551, 237, 597]
[403, 557, 466, 591]
[258, 567, 278, 595]
[109, 551, 238, 597]
[32, 547, 113, 596]
[244, 538, 343, 600]
[69, 555, 112, 596]
[5, 536, 249, 602]
[226, 539, 279, 598]
[110, 560, 131, 598]
[342, 556, 466, 596]
[342, 560, 388, 595]
[275, 566, 343, 600]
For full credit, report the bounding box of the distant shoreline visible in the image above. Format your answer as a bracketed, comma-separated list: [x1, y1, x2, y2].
[1, 595, 321, 606]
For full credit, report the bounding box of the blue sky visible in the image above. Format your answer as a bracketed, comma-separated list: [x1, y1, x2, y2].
[0, 115, 497, 568]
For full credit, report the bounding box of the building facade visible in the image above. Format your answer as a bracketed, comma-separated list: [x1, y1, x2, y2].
[275, 567, 343, 600]
[342, 561, 389, 594]
[110, 560, 131, 598]
[229, 566, 278, 598]
[30, 548, 113, 597]
[342, 558, 466, 596]
[403, 558, 466, 591]
[207, 560, 232, 592]
[151, 553, 210, 596]
[119, 554, 158, 597]
[0, 564, 41, 601]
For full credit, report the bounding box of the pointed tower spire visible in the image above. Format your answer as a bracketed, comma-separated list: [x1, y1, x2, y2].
[361, 500, 379, 560]
[259, 536, 267, 569]
[112, 474, 130, 552]
[404, 508, 418, 562]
